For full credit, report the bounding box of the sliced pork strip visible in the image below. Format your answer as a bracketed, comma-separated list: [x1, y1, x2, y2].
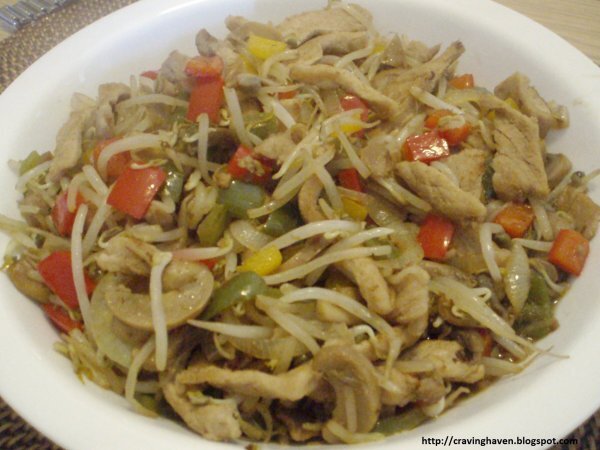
[396, 161, 487, 221]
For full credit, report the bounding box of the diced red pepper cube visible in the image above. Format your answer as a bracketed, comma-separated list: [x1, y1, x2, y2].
[43, 304, 83, 333]
[548, 229, 589, 276]
[417, 214, 455, 261]
[38, 251, 95, 309]
[51, 191, 84, 237]
[227, 145, 273, 185]
[403, 130, 450, 164]
[187, 76, 224, 123]
[337, 168, 363, 192]
[107, 166, 166, 220]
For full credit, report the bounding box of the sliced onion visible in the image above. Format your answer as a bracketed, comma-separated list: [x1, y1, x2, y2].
[430, 277, 537, 353]
[89, 276, 149, 368]
[504, 243, 531, 314]
[479, 222, 504, 282]
[229, 220, 273, 251]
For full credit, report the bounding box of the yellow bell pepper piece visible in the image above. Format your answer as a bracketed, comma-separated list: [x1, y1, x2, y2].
[247, 34, 287, 60]
[239, 246, 282, 276]
[373, 42, 387, 54]
[339, 112, 364, 135]
[504, 97, 519, 110]
[342, 196, 368, 221]
[487, 97, 519, 121]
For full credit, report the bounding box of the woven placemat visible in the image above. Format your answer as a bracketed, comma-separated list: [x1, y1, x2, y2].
[0, 0, 599, 448]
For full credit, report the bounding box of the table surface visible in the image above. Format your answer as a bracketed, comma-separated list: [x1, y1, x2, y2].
[0, 0, 599, 449]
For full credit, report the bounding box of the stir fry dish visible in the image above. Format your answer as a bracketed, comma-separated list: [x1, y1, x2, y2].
[2, 1, 599, 444]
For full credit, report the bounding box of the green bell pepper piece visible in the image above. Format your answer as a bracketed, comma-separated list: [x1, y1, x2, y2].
[196, 204, 229, 246]
[161, 162, 185, 203]
[245, 111, 278, 140]
[263, 203, 299, 237]
[514, 271, 555, 340]
[201, 271, 267, 320]
[373, 409, 428, 435]
[219, 180, 266, 219]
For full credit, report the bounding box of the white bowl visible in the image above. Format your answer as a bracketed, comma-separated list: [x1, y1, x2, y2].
[1, 1, 599, 449]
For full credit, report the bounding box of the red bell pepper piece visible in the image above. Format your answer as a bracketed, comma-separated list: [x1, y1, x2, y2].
[337, 168, 363, 192]
[38, 251, 95, 310]
[199, 258, 219, 270]
[548, 229, 590, 276]
[93, 137, 130, 180]
[340, 93, 369, 137]
[440, 123, 471, 146]
[494, 203, 535, 238]
[425, 109, 453, 129]
[107, 166, 167, 220]
[449, 73, 475, 90]
[185, 55, 224, 79]
[227, 145, 273, 185]
[425, 109, 471, 146]
[51, 191, 84, 237]
[43, 304, 83, 334]
[277, 89, 298, 100]
[187, 76, 224, 123]
[340, 94, 369, 121]
[417, 214, 455, 261]
[140, 70, 158, 80]
[403, 130, 450, 164]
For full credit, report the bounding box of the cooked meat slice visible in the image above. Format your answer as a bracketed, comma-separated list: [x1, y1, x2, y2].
[443, 148, 488, 199]
[359, 133, 394, 178]
[378, 366, 419, 406]
[254, 128, 305, 162]
[304, 31, 368, 55]
[298, 175, 327, 223]
[376, 363, 447, 407]
[396, 161, 487, 221]
[336, 257, 394, 315]
[48, 101, 94, 181]
[554, 185, 600, 239]
[494, 72, 559, 138]
[176, 362, 321, 401]
[402, 340, 484, 384]
[316, 299, 361, 325]
[277, 4, 371, 47]
[381, 34, 440, 68]
[225, 15, 283, 44]
[545, 153, 572, 189]
[95, 236, 158, 276]
[293, 31, 368, 66]
[162, 381, 241, 441]
[94, 82, 131, 139]
[489, 106, 549, 200]
[313, 345, 380, 440]
[372, 41, 464, 123]
[289, 64, 400, 119]
[415, 376, 447, 406]
[387, 266, 430, 346]
[195, 28, 219, 56]
[317, 273, 362, 325]
[158, 50, 194, 94]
